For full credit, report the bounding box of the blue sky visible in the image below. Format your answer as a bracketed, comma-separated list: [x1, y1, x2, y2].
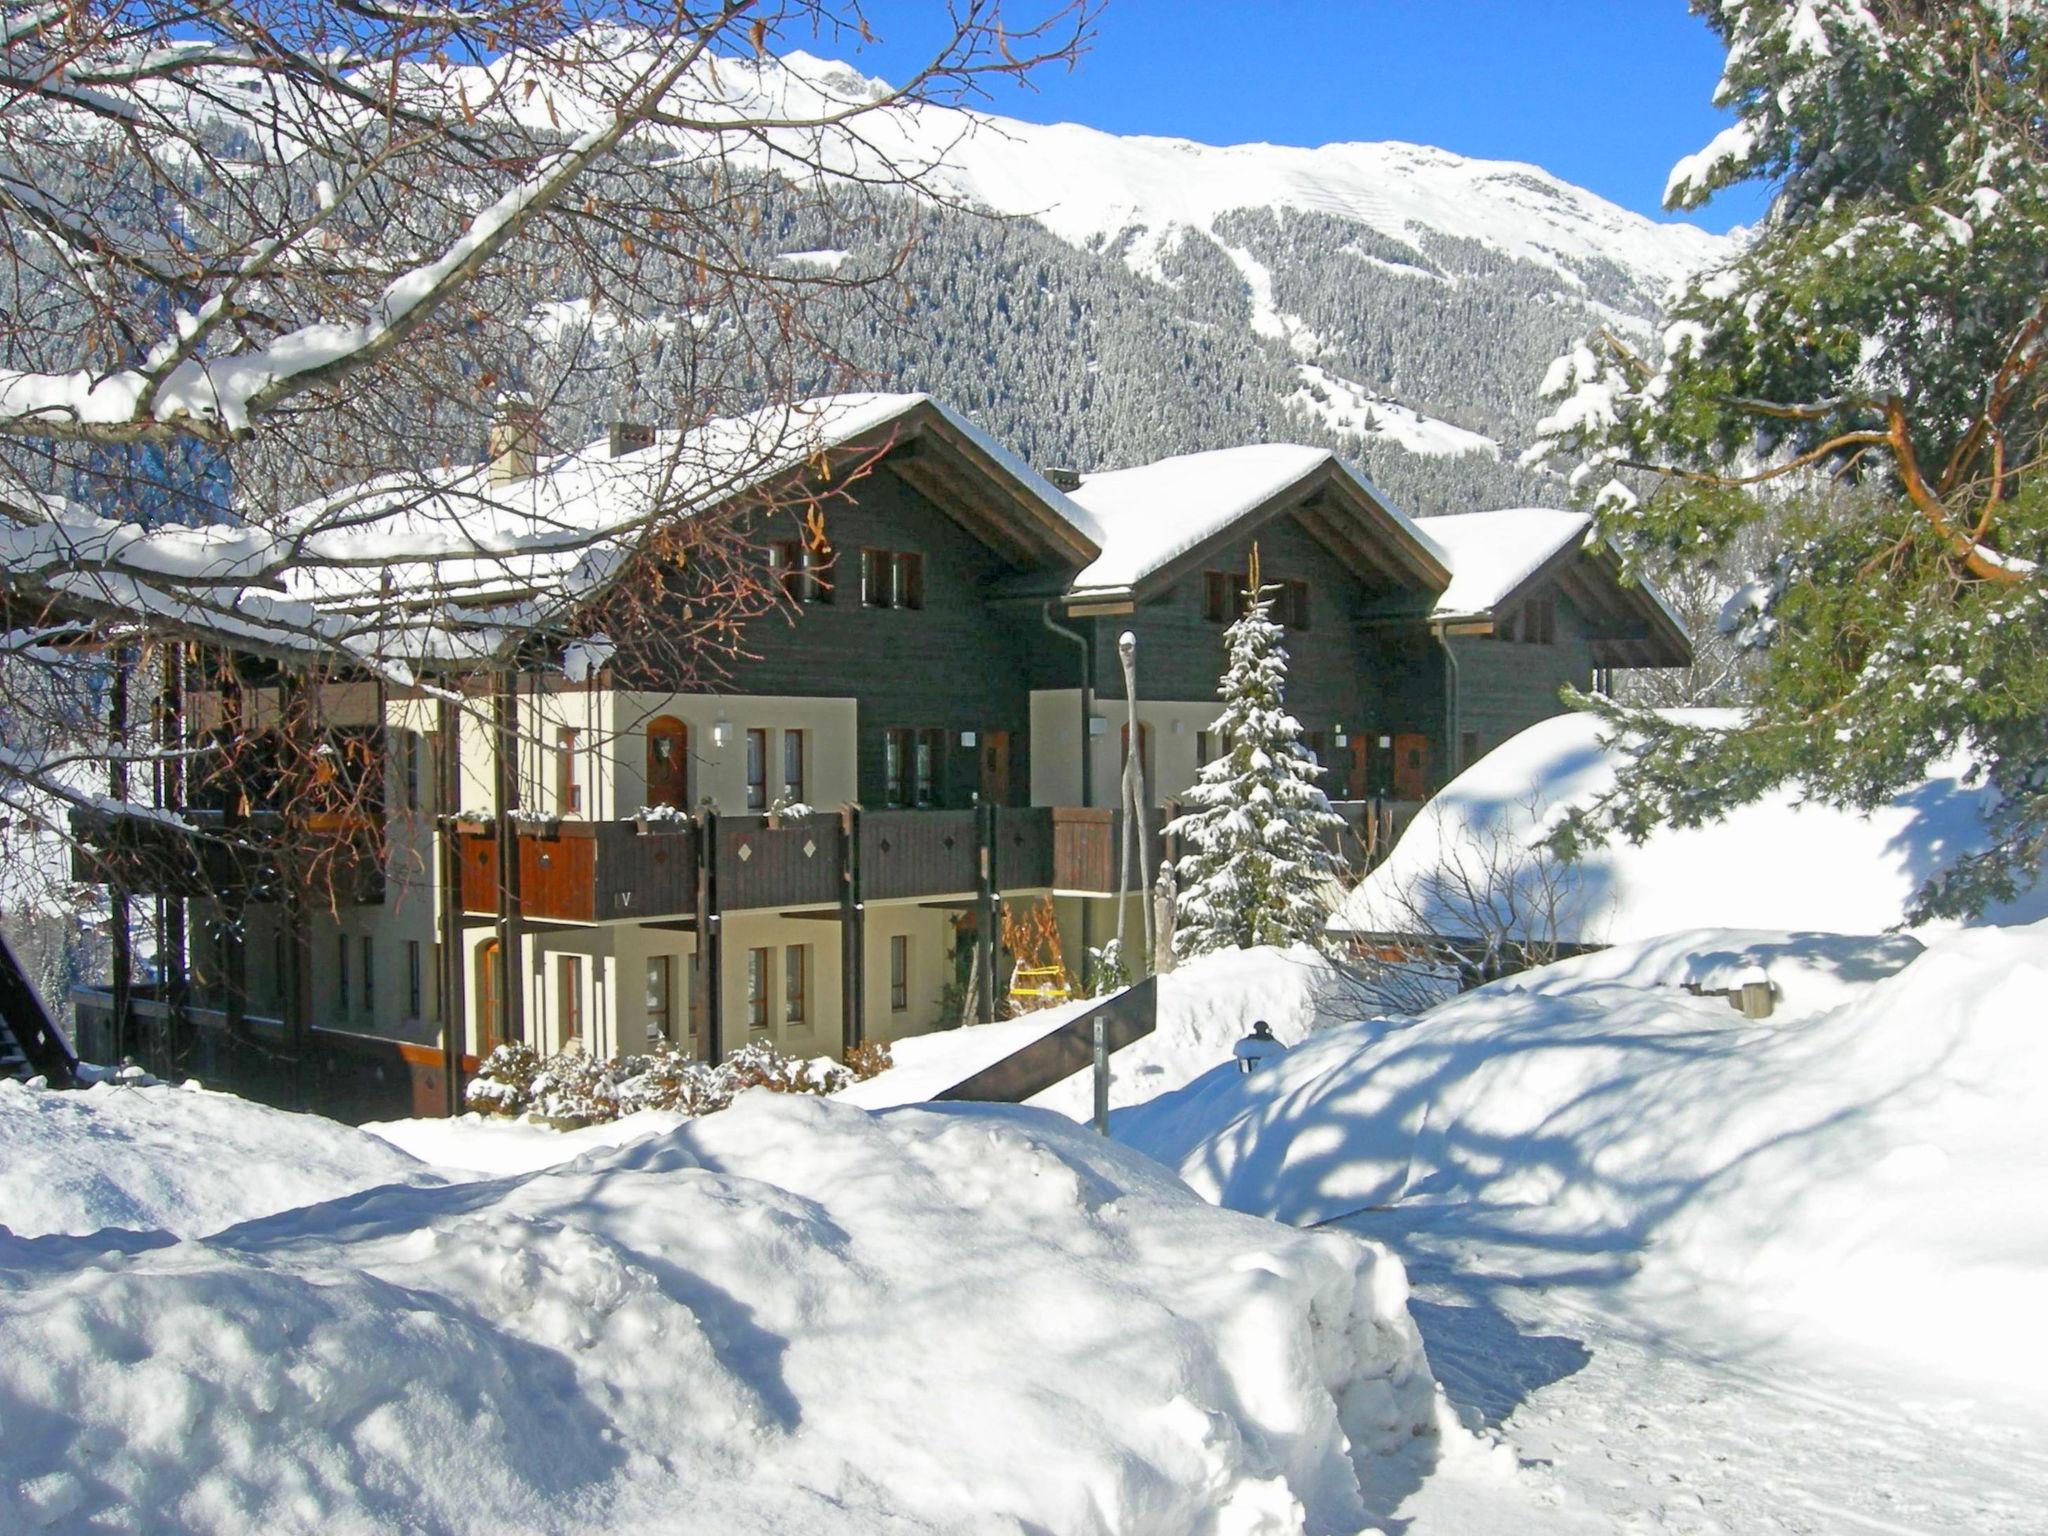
[794, 1, 1766, 234]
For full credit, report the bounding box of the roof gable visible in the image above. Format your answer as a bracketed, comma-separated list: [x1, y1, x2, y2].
[1063, 445, 1449, 606]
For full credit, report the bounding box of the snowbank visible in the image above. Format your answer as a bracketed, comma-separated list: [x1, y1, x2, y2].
[1, 1091, 1438, 1534]
[1119, 923, 2048, 1391]
[363, 1107, 687, 1178]
[1333, 710, 2048, 945]
[0, 1078, 440, 1239]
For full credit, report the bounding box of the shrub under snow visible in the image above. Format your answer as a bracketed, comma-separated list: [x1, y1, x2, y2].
[0, 1092, 1438, 1534]
[465, 1039, 890, 1126]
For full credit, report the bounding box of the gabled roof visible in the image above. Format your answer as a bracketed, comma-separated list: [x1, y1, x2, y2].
[1420, 507, 1691, 668]
[273, 393, 1100, 664]
[1062, 445, 1450, 605]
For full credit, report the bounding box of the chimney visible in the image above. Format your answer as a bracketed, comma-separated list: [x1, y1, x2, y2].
[609, 421, 656, 458]
[1042, 467, 1083, 492]
[487, 393, 540, 486]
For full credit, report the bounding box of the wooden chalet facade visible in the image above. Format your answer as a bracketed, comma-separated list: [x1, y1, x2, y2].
[67, 396, 1688, 1121]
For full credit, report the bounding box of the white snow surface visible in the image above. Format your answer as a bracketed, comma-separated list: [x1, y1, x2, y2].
[0, 1090, 1438, 1534]
[1288, 365, 1502, 460]
[1118, 921, 2048, 1394]
[1333, 710, 2048, 945]
[363, 1108, 688, 1177]
[443, 46, 1724, 299]
[1066, 445, 1448, 597]
[0, 1078, 441, 1239]
[1417, 507, 1590, 618]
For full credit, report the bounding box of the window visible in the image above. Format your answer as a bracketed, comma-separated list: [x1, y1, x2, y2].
[784, 944, 808, 1028]
[432, 943, 444, 1021]
[686, 952, 702, 1050]
[360, 935, 374, 1013]
[771, 538, 834, 605]
[884, 727, 910, 807]
[746, 728, 768, 811]
[1524, 596, 1557, 645]
[407, 940, 422, 1019]
[1197, 729, 1224, 771]
[914, 728, 941, 807]
[1280, 579, 1311, 630]
[403, 732, 422, 810]
[336, 933, 349, 1016]
[560, 954, 583, 1044]
[860, 547, 924, 609]
[557, 727, 582, 816]
[889, 934, 910, 1013]
[645, 955, 673, 1047]
[861, 547, 891, 608]
[747, 947, 771, 1033]
[782, 729, 805, 806]
[1203, 570, 1232, 623]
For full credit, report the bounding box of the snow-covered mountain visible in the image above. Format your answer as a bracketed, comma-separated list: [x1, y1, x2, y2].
[490, 47, 1729, 511]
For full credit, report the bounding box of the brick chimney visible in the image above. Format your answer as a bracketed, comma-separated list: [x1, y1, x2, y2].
[487, 393, 540, 486]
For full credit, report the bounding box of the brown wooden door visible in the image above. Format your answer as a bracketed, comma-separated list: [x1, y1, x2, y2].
[474, 939, 501, 1055]
[1348, 736, 1369, 799]
[979, 730, 1011, 806]
[646, 716, 688, 809]
[1392, 733, 1431, 801]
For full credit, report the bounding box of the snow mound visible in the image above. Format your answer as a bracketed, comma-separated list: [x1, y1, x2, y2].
[0, 1092, 1438, 1534]
[363, 1107, 688, 1178]
[1333, 710, 2048, 945]
[0, 1079, 441, 1239]
[1118, 924, 2048, 1391]
[1029, 946, 1354, 1119]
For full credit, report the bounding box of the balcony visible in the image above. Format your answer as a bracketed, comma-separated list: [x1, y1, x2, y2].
[70, 805, 384, 904]
[456, 818, 698, 923]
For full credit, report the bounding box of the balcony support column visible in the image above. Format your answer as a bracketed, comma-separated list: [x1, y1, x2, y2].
[696, 807, 723, 1065]
[975, 805, 998, 1025]
[436, 695, 466, 1115]
[840, 804, 864, 1055]
[107, 645, 132, 1064]
[491, 670, 526, 1047]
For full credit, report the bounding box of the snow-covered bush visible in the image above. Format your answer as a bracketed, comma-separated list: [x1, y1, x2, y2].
[464, 1039, 893, 1126]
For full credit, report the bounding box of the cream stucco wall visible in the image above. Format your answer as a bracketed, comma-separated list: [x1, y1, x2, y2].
[1030, 689, 1223, 808]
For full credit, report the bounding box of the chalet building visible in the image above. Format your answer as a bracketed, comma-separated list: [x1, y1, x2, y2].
[69, 394, 1687, 1119]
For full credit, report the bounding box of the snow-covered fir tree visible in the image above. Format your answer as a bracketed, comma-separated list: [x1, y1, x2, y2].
[1168, 557, 1345, 956]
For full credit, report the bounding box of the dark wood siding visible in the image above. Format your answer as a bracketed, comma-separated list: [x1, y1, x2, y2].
[614, 460, 1041, 808]
[1448, 582, 1598, 763]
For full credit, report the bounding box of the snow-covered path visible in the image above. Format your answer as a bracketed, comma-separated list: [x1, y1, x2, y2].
[1362, 1212, 2048, 1535]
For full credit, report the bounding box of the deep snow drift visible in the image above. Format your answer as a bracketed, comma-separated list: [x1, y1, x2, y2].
[0, 1078, 442, 1239]
[0, 1091, 1439, 1535]
[1119, 922, 2048, 1393]
[1333, 711, 2048, 945]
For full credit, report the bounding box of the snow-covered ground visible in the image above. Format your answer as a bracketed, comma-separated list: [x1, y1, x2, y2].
[1115, 923, 2048, 1531]
[1335, 711, 2048, 945]
[0, 1084, 1438, 1534]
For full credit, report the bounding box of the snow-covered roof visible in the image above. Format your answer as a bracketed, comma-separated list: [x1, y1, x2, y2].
[1417, 507, 1591, 619]
[273, 392, 1100, 662]
[1064, 444, 1448, 599]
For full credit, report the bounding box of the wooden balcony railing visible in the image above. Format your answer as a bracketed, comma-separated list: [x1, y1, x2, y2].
[457, 819, 698, 923]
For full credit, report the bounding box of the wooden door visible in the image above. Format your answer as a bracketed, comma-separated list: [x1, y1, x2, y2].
[1348, 736, 1369, 800]
[646, 716, 688, 809]
[979, 730, 1011, 806]
[474, 939, 501, 1055]
[1392, 733, 1431, 801]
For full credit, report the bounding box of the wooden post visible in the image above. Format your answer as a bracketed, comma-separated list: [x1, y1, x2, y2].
[491, 670, 525, 1046]
[696, 806, 723, 1064]
[839, 804, 864, 1055]
[436, 694, 466, 1115]
[287, 888, 312, 1107]
[107, 646, 132, 1062]
[975, 804, 998, 1024]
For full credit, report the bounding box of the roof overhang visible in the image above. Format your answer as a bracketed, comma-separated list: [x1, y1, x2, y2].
[1438, 534, 1691, 669]
[1062, 456, 1450, 611]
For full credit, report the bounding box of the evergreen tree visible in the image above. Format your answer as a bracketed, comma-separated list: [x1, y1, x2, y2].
[1168, 558, 1345, 955]
[1528, 1, 2048, 919]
